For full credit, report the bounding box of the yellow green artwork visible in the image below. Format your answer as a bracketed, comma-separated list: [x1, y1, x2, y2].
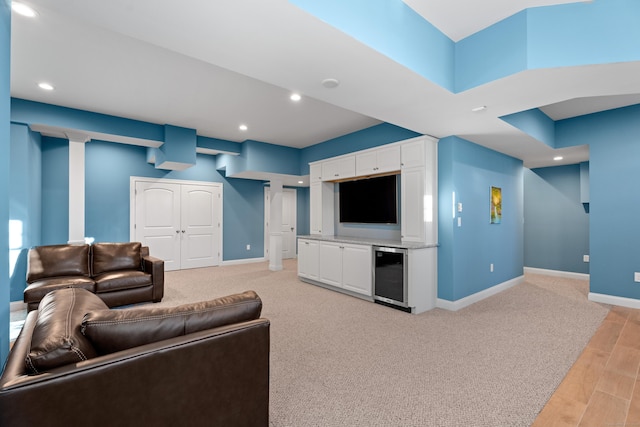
[490, 186, 502, 224]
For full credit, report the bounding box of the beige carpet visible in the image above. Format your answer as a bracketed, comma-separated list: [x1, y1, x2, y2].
[158, 260, 609, 427]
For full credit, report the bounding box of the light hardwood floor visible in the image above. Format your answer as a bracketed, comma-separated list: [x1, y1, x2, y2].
[533, 305, 640, 426]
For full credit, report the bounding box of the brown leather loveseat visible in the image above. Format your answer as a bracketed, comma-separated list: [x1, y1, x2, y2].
[24, 241, 164, 312]
[1, 287, 270, 426]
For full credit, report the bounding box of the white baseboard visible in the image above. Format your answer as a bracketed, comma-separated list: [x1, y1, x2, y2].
[524, 267, 589, 281]
[588, 292, 640, 309]
[221, 257, 267, 266]
[437, 275, 524, 311]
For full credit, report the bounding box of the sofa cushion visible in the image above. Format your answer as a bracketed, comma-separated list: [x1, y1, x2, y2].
[23, 277, 96, 304]
[25, 288, 108, 374]
[27, 244, 91, 283]
[81, 290, 262, 354]
[92, 242, 142, 275]
[93, 271, 152, 293]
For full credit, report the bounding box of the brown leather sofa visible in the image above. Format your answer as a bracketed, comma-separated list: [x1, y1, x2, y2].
[1, 287, 270, 427]
[23, 242, 164, 312]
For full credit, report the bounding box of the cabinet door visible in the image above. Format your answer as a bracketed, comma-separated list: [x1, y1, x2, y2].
[298, 239, 319, 280]
[342, 244, 372, 296]
[322, 156, 355, 181]
[310, 182, 322, 235]
[355, 151, 378, 176]
[319, 242, 343, 287]
[401, 167, 425, 243]
[401, 139, 425, 169]
[376, 145, 401, 174]
[310, 163, 322, 183]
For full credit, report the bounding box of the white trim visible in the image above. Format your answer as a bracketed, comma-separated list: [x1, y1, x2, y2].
[222, 257, 267, 266]
[524, 267, 589, 281]
[436, 275, 524, 311]
[589, 292, 640, 309]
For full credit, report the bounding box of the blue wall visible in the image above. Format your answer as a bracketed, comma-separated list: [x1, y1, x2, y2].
[438, 136, 524, 302]
[524, 165, 589, 274]
[557, 104, 640, 300]
[9, 124, 41, 301]
[1, 0, 11, 365]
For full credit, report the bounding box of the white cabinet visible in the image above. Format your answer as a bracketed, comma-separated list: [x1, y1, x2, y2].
[319, 242, 343, 287]
[401, 139, 425, 169]
[298, 239, 319, 280]
[310, 182, 334, 235]
[400, 137, 437, 244]
[356, 145, 401, 176]
[341, 244, 372, 295]
[299, 239, 372, 297]
[401, 167, 425, 243]
[309, 162, 322, 183]
[322, 155, 355, 181]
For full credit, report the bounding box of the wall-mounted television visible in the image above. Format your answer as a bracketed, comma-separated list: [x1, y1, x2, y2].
[339, 174, 398, 224]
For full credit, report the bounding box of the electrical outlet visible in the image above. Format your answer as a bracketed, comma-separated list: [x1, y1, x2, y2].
[635, 272, 640, 283]
[490, 263, 494, 273]
[583, 255, 590, 263]
[246, 244, 251, 251]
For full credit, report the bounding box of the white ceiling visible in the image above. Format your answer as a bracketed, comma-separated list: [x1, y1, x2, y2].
[10, 0, 640, 169]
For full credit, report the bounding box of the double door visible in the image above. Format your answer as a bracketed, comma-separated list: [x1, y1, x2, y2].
[132, 179, 222, 271]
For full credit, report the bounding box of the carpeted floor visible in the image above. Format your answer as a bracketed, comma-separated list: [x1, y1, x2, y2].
[156, 260, 609, 427]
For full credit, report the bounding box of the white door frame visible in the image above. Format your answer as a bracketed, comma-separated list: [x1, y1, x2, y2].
[264, 187, 297, 259]
[130, 176, 223, 265]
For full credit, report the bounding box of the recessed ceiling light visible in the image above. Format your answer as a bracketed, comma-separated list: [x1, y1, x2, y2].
[290, 93, 301, 102]
[239, 124, 248, 131]
[321, 78, 340, 89]
[471, 105, 487, 112]
[553, 156, 563, 161]
[298, 180, 303, 184]
[38, 82, 54, 91]
[12, 2, 38, 17]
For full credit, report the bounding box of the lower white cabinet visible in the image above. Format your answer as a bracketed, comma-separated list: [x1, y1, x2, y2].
[298, 239, 319, 280]
[300, 239, 372, 297]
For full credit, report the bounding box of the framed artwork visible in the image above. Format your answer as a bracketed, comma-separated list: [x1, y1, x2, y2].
[490, 186, 502, 224]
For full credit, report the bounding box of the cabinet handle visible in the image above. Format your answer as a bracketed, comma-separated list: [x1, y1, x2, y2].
[334, 173, 339, 177]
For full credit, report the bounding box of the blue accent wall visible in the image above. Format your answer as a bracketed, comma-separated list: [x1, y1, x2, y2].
[9, 124, 42, 301]
[438, 136, 523, 302]
[500, 108, 556, 148]
[1, 0, 10, 365]
[524, 165, 589, 274]
[557, 104, 640, 300]
[41, 137, 69, 245]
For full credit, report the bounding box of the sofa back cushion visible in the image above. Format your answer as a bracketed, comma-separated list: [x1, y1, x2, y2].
[26, 287, 108, 374]
[81, 290, 262, 354]
[27, 244, 90, 283]
[92, 242, 142, 275]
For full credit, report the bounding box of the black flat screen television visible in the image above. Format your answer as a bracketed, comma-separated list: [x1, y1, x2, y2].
[339, 175, 398, 224]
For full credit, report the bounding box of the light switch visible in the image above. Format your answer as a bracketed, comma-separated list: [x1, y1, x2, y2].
[457, 203, 463, 212]
[457, 217, 461, 227]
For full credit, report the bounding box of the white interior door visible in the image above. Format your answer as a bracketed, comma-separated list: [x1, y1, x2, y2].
[180, 184, 221, 269]
[135, 181, 181, 271]
[133, 178, 222, 271]
[264, 187, 297, 259]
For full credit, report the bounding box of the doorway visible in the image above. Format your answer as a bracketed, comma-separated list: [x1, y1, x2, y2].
[264, 187, 297, 260]
[131, 177, 222, 271]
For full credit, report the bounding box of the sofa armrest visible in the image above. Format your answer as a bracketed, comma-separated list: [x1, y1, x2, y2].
[0, 319, 270, 427]
[142, 255, 164, 302]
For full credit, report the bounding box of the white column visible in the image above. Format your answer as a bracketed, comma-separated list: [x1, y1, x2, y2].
[268, 179, 283, 271]
[67, 135, 89, 244]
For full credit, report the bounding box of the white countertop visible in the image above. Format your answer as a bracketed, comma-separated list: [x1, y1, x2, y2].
[297, 235, 438, 249]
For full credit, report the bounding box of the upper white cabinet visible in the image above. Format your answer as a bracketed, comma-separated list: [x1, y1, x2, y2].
[401, 139, 425, 169]
[309, 162, 322, 183]
[322, 155, 355, 181]
[356, 145, 401, 176]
